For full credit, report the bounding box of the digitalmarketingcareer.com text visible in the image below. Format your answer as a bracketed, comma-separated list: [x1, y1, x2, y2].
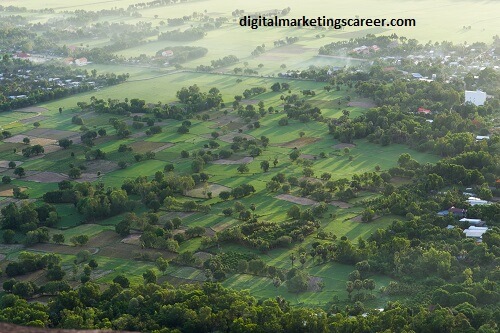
[239, 16, 416, 30]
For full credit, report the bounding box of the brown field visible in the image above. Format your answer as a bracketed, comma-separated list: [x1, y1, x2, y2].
[185, 183, 231, 198]
[23, 128, 79, 140]
[121, 233, 141, 245]
[275, 194, 317, 205]
[75, 173, 99, 182]
[0, 187, 27, 197]
[330, 200, 352, 209]
[348, 100, 376, 108]
[4, 135, 57, 146]
[277, 137, 321, 148]
[0, 160, 22, 168]
[218, 132, 255, 143]
[208, 114, 241, 129]
[84, 160, 119, 173]
[42, 144, 63, 154]
[129, 141, 171, 153]
[332, 143, 356, 149]
[212, 156, 253, 165]
[24, 171, 67, 183]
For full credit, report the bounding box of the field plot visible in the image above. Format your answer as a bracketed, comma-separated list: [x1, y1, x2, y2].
[276, 194, 317, 206]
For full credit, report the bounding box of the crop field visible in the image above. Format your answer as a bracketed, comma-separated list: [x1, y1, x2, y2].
[1, 0, 496, 317]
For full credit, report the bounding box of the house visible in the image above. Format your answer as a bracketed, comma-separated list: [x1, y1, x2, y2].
[466, 197, 490, 206]
[437, 206, 467, 218]
[476, 135, 490, 141]
[13, 52, 30, 59]
[465, 90, 487, 106]
[459, 218, 485, 226]
[463, 226, 488, 240]
[411, 73, 423, 79]
[161, 50, 174, 57]
[74, 57, 88, 66]
[417, 107, 431, 114]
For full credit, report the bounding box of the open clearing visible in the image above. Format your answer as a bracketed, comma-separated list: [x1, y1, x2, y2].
[24, 171, 68, 183]
[277, 137, 321, 148]
[24, 128, 79, 140]
[275, 194, 317, 205]
[185, 183, 231, 198]
[4, 135, 57, 146]
[218, 132, 255, 143]
[333, 143, 357, 149]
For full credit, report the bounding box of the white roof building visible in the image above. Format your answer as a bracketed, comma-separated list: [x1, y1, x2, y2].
[465, 90, 487, 106]
[463, 226, 488, 240]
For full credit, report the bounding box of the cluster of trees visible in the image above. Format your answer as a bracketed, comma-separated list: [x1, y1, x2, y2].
[158, 28, 205, 41]
[2, 280, 498, 332]
[153, 46, 207, 65]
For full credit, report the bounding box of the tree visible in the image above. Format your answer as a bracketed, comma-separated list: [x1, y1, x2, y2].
[70, 235, 89, 246]
[8, 161, 16, 169]
[58, 139, 73, 149]
[2, 175, 11, 184]
[3, 229, 15, 244]
[237, 164, 249, 174]
[14, 167, 25, 178]
[52, 234, 65, 244]
[260, 160, 270, 172]
[155, 257, 169, 275]
[23, 137, 30, 145]
[142, 269, 157, 284]
[289, 150, 300, 161]
[68, 168, 82, 179]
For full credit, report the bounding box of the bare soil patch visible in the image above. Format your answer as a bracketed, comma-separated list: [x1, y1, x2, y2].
[75, 173, 99, 182]
[121, 233, 141, 245]
[348, 100, 376, 108]
[0, 160, 22, 168]
[24, 171, 67, 183]
[43, 145, 63, 154]
[332, 143, 356, 149]
[20, 115, 47, 124]
[84, 160, 119, 173]
[276, 194, 317, 205]
[24, 128, 79, 140]
[218, 132, 255, 143]
[185, 183, 231, 198]
[129, 141, 171, 153]
[4, 135, 57, 146]
[208, 114, 241, 129]
[277, 137, 321, 149]
[212, 156, 253, 165]
[88, 230, 122, 247]
[13, 106, 48, 113]
[0, 187, 27, 197]
[330, 200, 352, 209]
